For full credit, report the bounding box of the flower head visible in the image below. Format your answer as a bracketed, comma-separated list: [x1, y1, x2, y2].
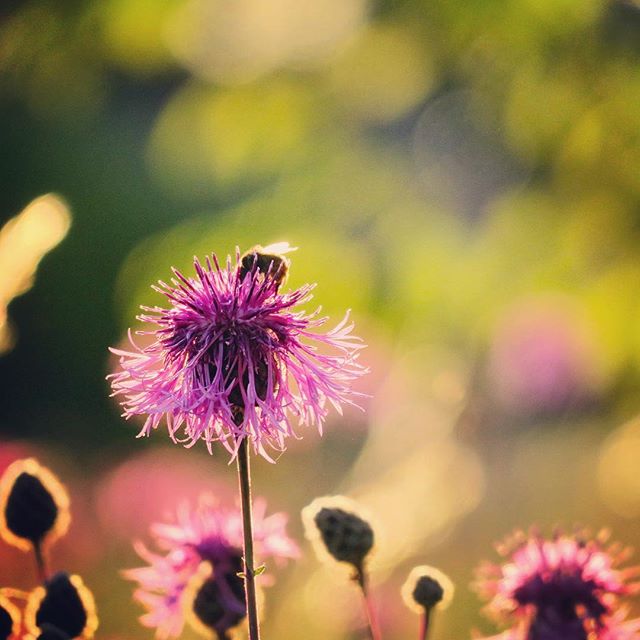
[109, 244, 366, 460]
[124, 497, 298, 639]
[474, 528, 640, 640]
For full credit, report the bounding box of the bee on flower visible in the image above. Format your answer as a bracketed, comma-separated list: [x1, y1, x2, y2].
[109, 243, 367, 461]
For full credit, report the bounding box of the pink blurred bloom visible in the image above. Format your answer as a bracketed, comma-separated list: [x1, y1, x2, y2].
[124, 497, 299, 639]
[109, 246, 366, 460]
[474, 529, 640, 640]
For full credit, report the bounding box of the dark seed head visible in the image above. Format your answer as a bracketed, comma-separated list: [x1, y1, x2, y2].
[313, 507, 374, 567]
[402, 566, 454, 614]
[0, 459, 69, 551]
[0, 600, 17, 640]
[36, 624, 71, 640]
[412, 575, 445, 609]
[33, 572, 94, 639]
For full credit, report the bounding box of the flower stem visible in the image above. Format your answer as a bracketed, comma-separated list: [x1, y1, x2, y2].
[419, 608, 431, 640]
[33, 541, 49, 584]
[355, 566, 382, 640]
[236, 438, 260, 640]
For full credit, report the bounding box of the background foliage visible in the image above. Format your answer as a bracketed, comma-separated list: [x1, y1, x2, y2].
[2, 0, 640, 637]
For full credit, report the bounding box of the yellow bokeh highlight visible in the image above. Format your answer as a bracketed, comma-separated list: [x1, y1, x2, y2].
[0, 594, 21, 637]
[149, 81, 314, 189]
[598, 418, 640, 519]
[328, 24, 434, 122]
[100, 0, 178, 72]
[0, 194, 71, 354]
[166, 0, 368, 83]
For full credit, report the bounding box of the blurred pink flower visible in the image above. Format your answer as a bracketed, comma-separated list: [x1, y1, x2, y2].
[124, 497, 298, 639]
[94, 449, 233, 541]
[109, 246, 366, 460]
[488, 298, 599, 415]
[474, 529, 640, 640]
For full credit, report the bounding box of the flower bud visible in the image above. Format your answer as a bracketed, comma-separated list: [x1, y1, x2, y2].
[26, 573, 98, 639]
[314, 507, 374, 567]
[0, 459, 70, 552]
[401, 566, 454, 614]
[413, 576, 444, 608]
[0, 596, 19, 640]
[303, 497, 375, 570]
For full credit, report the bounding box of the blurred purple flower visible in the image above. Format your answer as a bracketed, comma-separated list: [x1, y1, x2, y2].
[109, 245, 366, 460]
[474, 529, 640, 640]
[487, 298, 599, 415]
[124, 497, 299, 639]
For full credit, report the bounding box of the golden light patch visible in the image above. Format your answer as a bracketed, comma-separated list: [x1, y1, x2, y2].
[0, 458, 71, 552]
[0, 594, 21, 638]
[0, 194, 71, 354]
[401, 565, 455, 614]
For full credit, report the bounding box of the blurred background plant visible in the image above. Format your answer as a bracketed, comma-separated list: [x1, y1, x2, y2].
[3, 0, 640, 637]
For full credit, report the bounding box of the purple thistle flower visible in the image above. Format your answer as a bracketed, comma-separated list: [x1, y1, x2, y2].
[474, 529, 640, 640]
[109, 244, 367, 460]
[124, 497, 299, 639]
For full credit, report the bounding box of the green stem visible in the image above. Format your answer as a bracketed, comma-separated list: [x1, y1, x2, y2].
[236, 438, 260, 640]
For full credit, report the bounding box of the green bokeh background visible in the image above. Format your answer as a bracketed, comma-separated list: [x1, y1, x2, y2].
[3, 0, 640, 637]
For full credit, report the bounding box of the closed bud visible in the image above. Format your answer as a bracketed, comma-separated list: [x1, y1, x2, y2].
[303, 496, 375, 570]
[0, 459, 70, 552]
[314, 507, 374, 567]
[413, 576, 444, 608]
[401, 566, 454, 614]
[26, 573, 98, 639]
[0, 596, 19, 640]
